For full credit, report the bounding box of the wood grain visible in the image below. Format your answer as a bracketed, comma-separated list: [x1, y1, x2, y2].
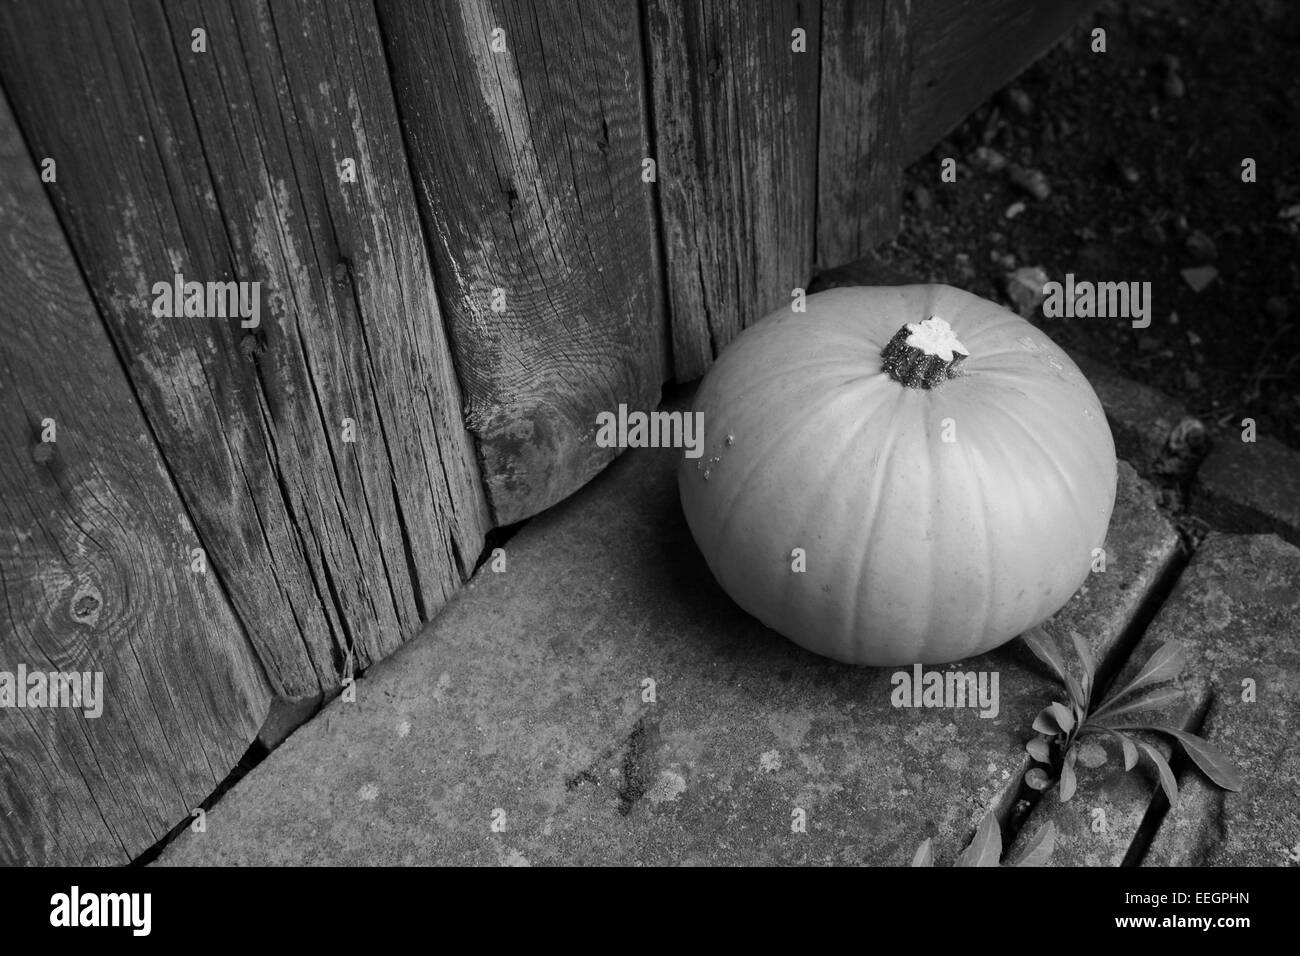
[0, 0, 489, 698]
[0, 92, 272, 866]
[645, 0, 821, 382]
[817, 0, 912, 268]
[377, 0, 665, 524]
[903, 0, 1098, 163]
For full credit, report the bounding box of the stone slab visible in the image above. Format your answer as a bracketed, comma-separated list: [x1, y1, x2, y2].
[1193, 435, 1300, 549]
[1008, 532, 1300, 866]
[159, 404, 1179, 866]
[1142, 534, 1300, 866]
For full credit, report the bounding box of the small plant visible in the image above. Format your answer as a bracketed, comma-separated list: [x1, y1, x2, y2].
[912, 811, 1055, 867]
[1020, 629, 1243, 804]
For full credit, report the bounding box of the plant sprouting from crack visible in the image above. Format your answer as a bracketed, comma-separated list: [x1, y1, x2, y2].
[911, 811, 1055, 867]
[1020, 629, 1244, 805]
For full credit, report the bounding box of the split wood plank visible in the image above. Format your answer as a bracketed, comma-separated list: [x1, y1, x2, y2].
[376, 0, 665, 525]
[645, 0, 821, 382]
[0, 0, 489, 698]
[0, 92, 272, 866]
[817, 0, 912, 268]
[902, 0, 1096, 163]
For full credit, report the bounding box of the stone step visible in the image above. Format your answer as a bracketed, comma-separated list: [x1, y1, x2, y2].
[1141, 534, 1300, 866]
[158, 392, 1179, 866]
[1007, 532, 1300, 866]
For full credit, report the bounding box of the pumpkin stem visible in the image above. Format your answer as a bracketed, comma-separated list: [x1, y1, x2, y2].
[881, 316, 969, 389]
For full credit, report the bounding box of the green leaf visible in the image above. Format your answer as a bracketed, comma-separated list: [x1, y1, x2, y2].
[1092, 684, 1186, 722]
[911, 837, 934, 867]
[1135, 741, 1179, 806]
[1023, 628, 1088, 713]
[1070, 632, 1096, 699]
[1120, 725, 1244, 792]
[1024, 767, 1052, 790]
[1059, 746, 1078, 802]
[1099, 641, 1187, 710]
[1034, 707, 1066, 738]
[1120, 734, 1139, 771]
[1021, 627, 1070, 687]
[955, 810, 1002, 867]
[1049, 701, 1076, 734]
[1088, 725, 1140, 771]
[1013, 821, 1057, 867]
[1025, 737, 1051, 763]
[1062, 672, 1088, 716]
[1033, 705, 1065, 736]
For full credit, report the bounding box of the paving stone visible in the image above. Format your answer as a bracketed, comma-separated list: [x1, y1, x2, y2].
[158, 403, 1179, 867]
[1142, 534, 1300, 866]
[1008, 533, 1300, 866]
[1193, 435, 1300, 548]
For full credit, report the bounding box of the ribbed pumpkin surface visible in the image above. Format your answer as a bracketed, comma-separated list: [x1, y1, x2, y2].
[678, 285, 1117, 665]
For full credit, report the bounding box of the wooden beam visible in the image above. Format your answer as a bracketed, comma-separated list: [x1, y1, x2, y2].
[646, 0, 821, 382]
[817, 0, 912, 268]
[0, 0, 489, 697]
[376, 0, 666, 524]
[0, 92, 272, 866]
[902, 0, 1095, 163]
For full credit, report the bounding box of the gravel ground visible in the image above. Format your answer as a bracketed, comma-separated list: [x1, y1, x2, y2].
[876, 0, 1300, 451]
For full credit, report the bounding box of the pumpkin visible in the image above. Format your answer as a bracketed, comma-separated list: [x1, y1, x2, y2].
[678, 285, 1116, 666]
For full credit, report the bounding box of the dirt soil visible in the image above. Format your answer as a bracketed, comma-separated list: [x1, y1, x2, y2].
[878, 0, 1300, 452]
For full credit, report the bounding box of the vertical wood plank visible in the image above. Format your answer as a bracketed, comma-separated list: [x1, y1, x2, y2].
[0, 0, 489, 697]
[0, 92, 272, 866]
[645, 0, 821, 382]
[817, 0, 912, 268]
[376, 0, 665, 525]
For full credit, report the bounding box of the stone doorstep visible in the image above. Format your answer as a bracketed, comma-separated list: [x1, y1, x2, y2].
[165, 288, 1292, 865]
[157, 392, 1180, 866]
[1007, 532, 1300, 867]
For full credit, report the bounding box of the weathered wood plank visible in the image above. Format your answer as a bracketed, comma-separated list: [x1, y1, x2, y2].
[0, 0, 489, 697]
[902, 0, 1096, 163]
[646, 0, 821, 382]
[0, 92, 272, 866]
[376, 0, 665, 524]
[817, 0, 912, 268]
